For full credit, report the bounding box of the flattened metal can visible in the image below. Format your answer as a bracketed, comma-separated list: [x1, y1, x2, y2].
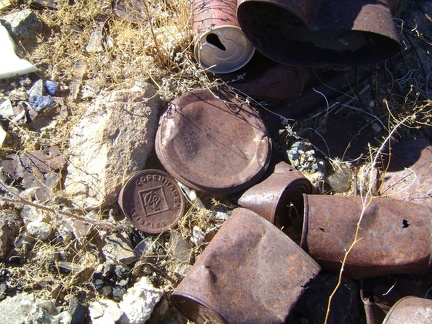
[118, 169, 185, 235]
[171, 207, 321, 323]
[301, 194, 432, 279]
[155, 89, 271, 195]
[192, 0, 254, 73]
[383, 296, 432, 323]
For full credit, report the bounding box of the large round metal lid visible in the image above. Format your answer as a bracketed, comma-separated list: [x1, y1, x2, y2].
[156, 89, 271, 194]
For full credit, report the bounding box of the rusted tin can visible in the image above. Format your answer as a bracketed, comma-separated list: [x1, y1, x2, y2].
[155, 89, 271, 195]
[383, 296, 432, 323]
[192, 0, 254, 73]
[380, 137, 432, 210]
[237, 0, 401, 66]
[230, 160, 312, 231]
[171, 207, 321, 323]
[301, 194, 432, 279]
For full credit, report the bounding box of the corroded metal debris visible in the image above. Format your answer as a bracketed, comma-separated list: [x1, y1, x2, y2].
[118, 169, 185, 235]
[230, 160, 312, 230]
[155, 88, 271, 195]
[192, 0, 254, 73]
[171, 207, 321, 323]
[237, 0, 402, 66]
[301, 194, 432, 279]
[383, 296, 432, 323]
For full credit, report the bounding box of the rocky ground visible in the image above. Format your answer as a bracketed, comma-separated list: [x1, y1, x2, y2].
[0, 0, 432, 323]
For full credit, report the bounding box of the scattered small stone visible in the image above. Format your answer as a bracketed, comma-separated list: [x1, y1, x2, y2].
[0, 209, 21, 259]
[102, 232, 136, 265]
[89, 299, 123, 324]
[134, 237, 154, 259]
[68, 297, 86, 324]
[86, 28, 104, 53]
[81, 80, 101, 99]
[0, 292, 69, 324]
[112, 286, 127, 301]
[27, 0, 57, 10]
[168, 231, 191, 264]
[119, 276, 163, 324]
[286, 141, 326, 186]
[190, 226, 206, 246]
[25, 220, 53, 241]
[27, 79, 44, 97]
[28, 94, 55, 112]
[0, 9, 43, 41]
[101, 286, 112, 297]
[0, 98, 14, 117]
[325, 164, 352, 193]
[44, 80, 57, 95]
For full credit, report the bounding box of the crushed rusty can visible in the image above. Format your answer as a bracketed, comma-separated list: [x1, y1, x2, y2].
[237, 0, 402, 66]
[171, 207, 321, 323]
[301, 194, 432, 278]
[383, 296, 432, 323]
[192, 0, 254, 73]
[155, 89, 271, 195]
[230, 160, 312, 232]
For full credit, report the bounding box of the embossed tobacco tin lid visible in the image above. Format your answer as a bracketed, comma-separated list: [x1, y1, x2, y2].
[118, 169, 186, 235]
[155, 89, 271, 194]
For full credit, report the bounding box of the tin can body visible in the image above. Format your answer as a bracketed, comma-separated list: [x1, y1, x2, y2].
[301, 194, 432, 278]
[171, 207, 321, 323]
[192, 0, 254, 73]
[383, 296, 432, 324]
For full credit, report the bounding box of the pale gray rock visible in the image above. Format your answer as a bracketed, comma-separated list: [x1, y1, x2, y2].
[26, 220, 53, 241]
[0, 209, 21, 259]
[64, 84, 161, 209]
[89, 299, 123, 324]
[119, 276, 163, 324]
[0, 292, 71, 324]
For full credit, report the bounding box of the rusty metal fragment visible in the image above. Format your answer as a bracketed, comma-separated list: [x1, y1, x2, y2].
[155, 89, 271, 195]
[237, 0, 401, 66]
[118, 169, 185, 235]
[380, 136, 432, 209]
[192, 0, 254, 73]
[383, 296, 432, 323]
[171, 207, 321, 323]
[230, 160, 312, 231]
[301, 194, 432, 278]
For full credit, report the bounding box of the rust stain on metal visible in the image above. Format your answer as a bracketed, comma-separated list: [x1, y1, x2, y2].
[118, 169, 185, 235]
[301, 194, 432, 279]
[171, 207, 321, 323]
[156, 89, 271, 194]
[232, 160, 312, 230]
[383, 296, 432, 323]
